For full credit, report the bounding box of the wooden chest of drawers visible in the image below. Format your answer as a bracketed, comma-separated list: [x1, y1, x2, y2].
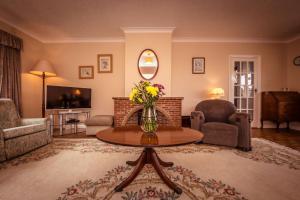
[261, 91, 300, 129]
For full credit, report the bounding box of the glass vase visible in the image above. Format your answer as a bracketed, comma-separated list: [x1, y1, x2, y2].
[140, 105, 158, 133]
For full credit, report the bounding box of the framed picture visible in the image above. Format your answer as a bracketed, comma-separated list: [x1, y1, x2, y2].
[79, 66, 94, 79]
[192, 57, 205, 74]
[98, 54, 113, 73]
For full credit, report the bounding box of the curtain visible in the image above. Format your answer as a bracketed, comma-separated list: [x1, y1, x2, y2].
[0, 30, 23, 115]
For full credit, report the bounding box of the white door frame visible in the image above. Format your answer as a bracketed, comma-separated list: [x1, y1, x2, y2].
[228, 55, 261, 128]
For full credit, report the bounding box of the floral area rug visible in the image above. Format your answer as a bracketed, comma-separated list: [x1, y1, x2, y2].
[0, 138, 299, 200]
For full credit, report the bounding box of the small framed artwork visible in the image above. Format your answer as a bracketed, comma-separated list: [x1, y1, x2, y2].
[98, 54, 113, 73]
[79, 66, 94, 79]
[192, 57, 205, 74]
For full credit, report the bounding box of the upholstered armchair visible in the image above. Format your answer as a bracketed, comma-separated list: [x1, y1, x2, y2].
[0, 99, 51, 162]
[191, 99, 251, 151]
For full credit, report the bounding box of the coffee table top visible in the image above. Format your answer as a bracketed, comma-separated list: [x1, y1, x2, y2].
[96, 126, 204, 147]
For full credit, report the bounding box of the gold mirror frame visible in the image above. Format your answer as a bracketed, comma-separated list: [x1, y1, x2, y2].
[137, 49, 159, 80]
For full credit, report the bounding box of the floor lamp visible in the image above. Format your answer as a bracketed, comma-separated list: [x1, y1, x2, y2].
[29, 60, 57, 117]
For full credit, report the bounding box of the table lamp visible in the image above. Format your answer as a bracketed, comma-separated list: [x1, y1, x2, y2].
[210, 87, 225, 99]
[29, 60, 57, 117]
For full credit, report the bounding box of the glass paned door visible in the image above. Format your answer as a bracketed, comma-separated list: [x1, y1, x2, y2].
[231, 58, 257, 124]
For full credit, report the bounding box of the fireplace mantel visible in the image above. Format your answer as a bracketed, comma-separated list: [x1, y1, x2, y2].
[113, 97, 184, 127]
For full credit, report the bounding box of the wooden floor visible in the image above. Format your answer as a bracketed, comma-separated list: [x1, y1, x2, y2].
[252, 128, 300, 151]
[54, 128, 300, 151]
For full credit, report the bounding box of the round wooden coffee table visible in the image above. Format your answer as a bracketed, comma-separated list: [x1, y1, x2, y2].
[96, 126, 203, 194]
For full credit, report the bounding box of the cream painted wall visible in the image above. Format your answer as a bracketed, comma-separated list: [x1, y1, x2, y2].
[124, 33, 172, 96]
[0, 20, 45, 117]
[0, 20, 293, 121]
[172, 42, 286, 116]
[286, 38, 300, 91]
[44, 43, 125, 116]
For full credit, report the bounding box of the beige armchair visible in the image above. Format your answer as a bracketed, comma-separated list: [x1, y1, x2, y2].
[191, 99, 251, 151]
[0, 99, 51, 162]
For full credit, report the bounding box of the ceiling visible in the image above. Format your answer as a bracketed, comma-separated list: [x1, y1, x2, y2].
[0, 0, 299, 43]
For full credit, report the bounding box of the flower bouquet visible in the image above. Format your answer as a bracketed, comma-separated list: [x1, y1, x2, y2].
[129, 81, 165, 133]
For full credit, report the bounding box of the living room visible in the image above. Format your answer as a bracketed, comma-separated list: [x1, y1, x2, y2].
[0, 0, 300, 200]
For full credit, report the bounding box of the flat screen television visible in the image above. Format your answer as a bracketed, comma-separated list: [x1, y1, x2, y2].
[46, 85, 91, 109]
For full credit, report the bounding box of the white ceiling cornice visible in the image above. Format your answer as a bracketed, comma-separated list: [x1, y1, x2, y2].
[0, 17, 44, 42]
[42, 37, 125, 43]
[121, 27, 176, 34]
[173, 36, 300, 44]
[172, 37, 287, 44]
[285, 34, 300, 43]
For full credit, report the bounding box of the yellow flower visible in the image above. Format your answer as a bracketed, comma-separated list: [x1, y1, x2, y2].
[146, 86, 158, 97]
[129, 88, 138, 100]
[138, 98, 143, 103]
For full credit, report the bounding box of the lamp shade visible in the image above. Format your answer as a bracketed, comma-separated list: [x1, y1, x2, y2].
[210, 88, 225, 99]
[29, 60, 56, 77]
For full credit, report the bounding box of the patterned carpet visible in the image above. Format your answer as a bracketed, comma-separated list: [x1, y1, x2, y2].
[0, 138, 299, 200]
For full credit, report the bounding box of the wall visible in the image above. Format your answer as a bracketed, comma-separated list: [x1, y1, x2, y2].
[285, 38, 300, 130]
[0, 20, 294, 122]
[44, 42, 125, 116]
[124, 32, 172, 96]
[0, 20, 45, 117]
[286, 38, 300, 91]
[172, 42, 286, 116]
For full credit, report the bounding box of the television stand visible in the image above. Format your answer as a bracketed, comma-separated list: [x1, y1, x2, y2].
[46, 109, 91, 136]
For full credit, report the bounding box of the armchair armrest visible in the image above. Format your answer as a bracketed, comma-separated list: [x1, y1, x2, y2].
[229, 112, 251, 151]
[0, 130, 5, 162]
[191, 111, 205, 131]
[229, 113, 250, 124]
[3, 124, 47, 139]
[21, 118, 47, 126]
[20, 118, 52, 143]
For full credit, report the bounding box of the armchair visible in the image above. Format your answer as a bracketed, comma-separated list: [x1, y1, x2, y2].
[0, 99, 51, 162]
[191, 99, 251, 151]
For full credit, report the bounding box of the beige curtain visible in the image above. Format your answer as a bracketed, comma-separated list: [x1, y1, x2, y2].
[0, 30, 23, 115]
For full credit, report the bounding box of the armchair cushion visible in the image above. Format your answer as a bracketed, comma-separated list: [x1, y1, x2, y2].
[3, 124, 47, 139]
[202, 122, 238, 147]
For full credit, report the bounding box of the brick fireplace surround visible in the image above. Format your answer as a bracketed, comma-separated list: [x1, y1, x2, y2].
[113, 97, 183, 127]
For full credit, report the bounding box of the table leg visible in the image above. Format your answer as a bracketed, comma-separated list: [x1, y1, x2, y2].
[126, 153, 144, 166]
[153, 151, 174, 167]
[150, 149, 182, 194]
[115, 148, 181, 194]
[115, 150, 146, 192]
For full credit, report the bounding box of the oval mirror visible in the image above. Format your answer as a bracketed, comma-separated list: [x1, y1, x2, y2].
[138, 49, 159, 80]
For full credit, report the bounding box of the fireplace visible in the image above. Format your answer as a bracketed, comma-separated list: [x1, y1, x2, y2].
[113, 97, 183, 127]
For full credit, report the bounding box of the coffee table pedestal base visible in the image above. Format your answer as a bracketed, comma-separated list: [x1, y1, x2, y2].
[114, 148, 182, 194]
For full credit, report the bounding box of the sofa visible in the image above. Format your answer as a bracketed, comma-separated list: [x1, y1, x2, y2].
[0, 99, 51, 162]
[191, 99, 251, 151]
